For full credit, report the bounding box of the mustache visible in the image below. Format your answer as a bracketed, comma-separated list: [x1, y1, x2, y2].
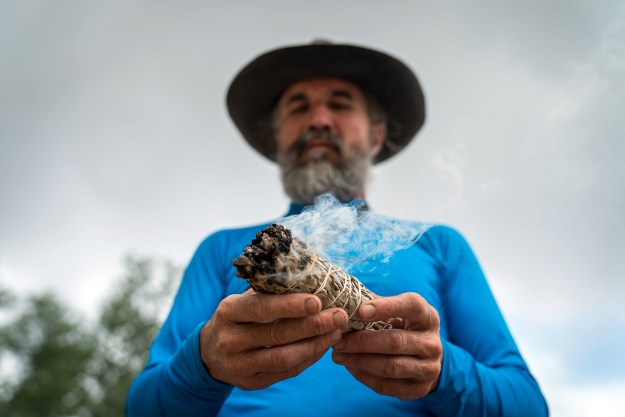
[288, 128, 344, 156]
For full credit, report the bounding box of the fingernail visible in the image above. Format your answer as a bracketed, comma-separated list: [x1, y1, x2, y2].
[305, 298, 319, 314]
[329, 329, 342, 344]
[333, 311, 347, 327]
[361, 304, 375, 320]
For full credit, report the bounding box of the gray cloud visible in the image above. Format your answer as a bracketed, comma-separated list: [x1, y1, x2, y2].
[1, 2, 624, 413]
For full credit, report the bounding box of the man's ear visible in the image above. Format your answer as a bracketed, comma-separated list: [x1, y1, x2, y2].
[369, 123, 386, 157]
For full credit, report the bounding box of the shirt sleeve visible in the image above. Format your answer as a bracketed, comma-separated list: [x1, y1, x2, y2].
[419, 226, 549, 416]
[125, 232, 237, 417]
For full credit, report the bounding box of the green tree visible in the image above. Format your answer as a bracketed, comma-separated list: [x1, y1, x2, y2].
[0, 291, 94, 417]
[86, 256, 178, 416]
[0, 255, 179, 417]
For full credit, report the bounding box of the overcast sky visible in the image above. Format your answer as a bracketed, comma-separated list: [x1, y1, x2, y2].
[1, 1, 624, 415]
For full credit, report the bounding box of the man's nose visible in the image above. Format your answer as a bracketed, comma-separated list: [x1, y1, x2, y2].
[307, 105, 333, 130]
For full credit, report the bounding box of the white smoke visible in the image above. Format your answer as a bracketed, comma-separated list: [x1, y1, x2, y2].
[279, 193, 431, 273]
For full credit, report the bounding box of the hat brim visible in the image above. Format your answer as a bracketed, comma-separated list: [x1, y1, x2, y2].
[226, 42, 426, 164]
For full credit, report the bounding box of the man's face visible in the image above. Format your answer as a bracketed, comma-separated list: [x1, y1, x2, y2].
[273, 77, 385, 165]
[272, 77, 386, 204]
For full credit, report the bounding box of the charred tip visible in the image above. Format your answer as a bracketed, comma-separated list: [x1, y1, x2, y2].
[233, 224, 295, 279]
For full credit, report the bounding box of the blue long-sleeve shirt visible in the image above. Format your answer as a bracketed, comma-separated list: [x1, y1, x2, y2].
[126, 204, 548, 416]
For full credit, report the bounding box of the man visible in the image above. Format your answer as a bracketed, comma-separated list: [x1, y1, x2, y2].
[126, 41, 548, 416]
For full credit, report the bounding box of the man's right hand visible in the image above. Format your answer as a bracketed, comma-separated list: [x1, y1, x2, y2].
[200, 289, 348, 390]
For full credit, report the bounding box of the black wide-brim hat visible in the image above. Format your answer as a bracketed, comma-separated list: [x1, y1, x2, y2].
[226, 41, 426, 164]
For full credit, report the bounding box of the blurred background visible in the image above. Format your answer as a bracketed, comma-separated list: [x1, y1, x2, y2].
[1, 1, 624, 415]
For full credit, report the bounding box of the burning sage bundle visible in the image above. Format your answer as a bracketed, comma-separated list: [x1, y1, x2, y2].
[232, 223, 391, 333]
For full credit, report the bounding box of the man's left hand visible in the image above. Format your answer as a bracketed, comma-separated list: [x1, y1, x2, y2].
[331, 292, 442, 400]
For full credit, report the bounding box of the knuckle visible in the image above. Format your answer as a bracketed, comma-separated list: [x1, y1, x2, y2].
[214, 331, 238, 353]
[404, 291, 419, 302]
[245, 296, 266, 320]
[270, 350, 294, 370]
[387, 358, 404, 378]
[419, 335, 442, 359]
[429, 308, 441, 326]
[281, 299, 297, 317]
[265, 320, 286, 346]
[423, 361, 441, 380]
[387, 292, 426, 318]
[218, 294, 242, 321]
[429, 339, 443, 359]
[389, 331, 410, 352]
[409, 292, 426, 311]
[349, 333, 367, 352]
[284, 294, 308, 316]
[310, 314, 328, 336]
[348, 354, 362, 369]
[213, 303, 228, 322]
[311, 335, 331, 356]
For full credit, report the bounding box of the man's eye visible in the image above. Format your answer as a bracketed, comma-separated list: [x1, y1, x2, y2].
[329, 102, 351, 110]
[289, 104, 309, 114]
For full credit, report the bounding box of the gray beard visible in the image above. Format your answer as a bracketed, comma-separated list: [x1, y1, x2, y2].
[278, 156, 372, 205]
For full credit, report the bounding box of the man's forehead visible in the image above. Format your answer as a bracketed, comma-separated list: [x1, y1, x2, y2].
[279, 77, 365, 102]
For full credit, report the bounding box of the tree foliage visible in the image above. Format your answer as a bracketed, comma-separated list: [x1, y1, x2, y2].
[0, 256, 179, 417]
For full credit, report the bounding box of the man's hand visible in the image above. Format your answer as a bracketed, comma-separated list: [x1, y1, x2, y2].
[331, 292, 442, 400]
[200, 290, 348, 390]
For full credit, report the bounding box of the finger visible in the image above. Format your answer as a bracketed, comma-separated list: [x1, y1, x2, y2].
[333, 329, 441, 356]
[360, 293, 439, 330]
[235, 308, 348, 348]
[206, 327, 340, 387]
[220, 292, 322, 323]
[344, 368, 433, 401]
[332, 352, 440, 381]
[236, 351, 326, 390]
[249, 329, 342, 373]
[263, 351, 325, 381]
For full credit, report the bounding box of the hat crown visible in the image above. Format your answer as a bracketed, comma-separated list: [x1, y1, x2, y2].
[310, 38, 333, 45]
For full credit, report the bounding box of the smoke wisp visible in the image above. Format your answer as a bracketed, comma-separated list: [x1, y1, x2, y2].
[279, 193, 431, 274]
